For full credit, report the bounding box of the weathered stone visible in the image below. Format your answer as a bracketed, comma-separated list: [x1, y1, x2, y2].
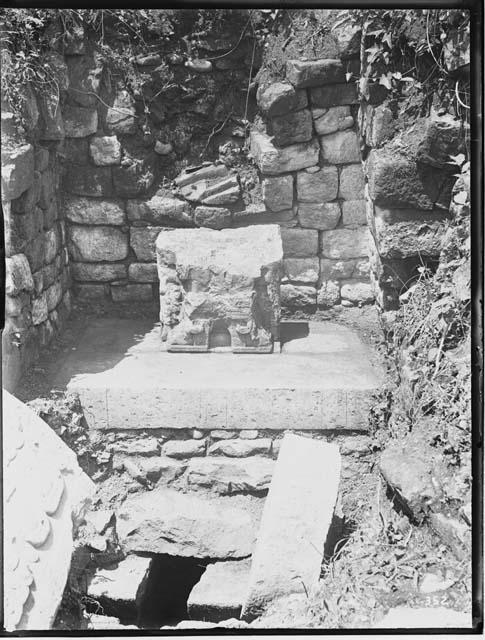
[130, 227, 164, 261]
[240, 430, 259, 440]
[250, 131, 319, 175]
[317, 280, 340, 307]
[188, 559, 251, 622]
[342, 200, 366, 227]
[320, 259, 355, 280]
[64, 165, 113, 198]
[298, 202, 341, 230]
[30, 294, 48, 326]
[280, 228, 318, 257]
[106, 90, 137, 134]
[111, 437, 159, 456]
[75, 284, 107, 299]
[66, 52, 103, 108]
[443, 28, 469, 73]
[339, 164, 365, 200]
[232, 207, 296, 228]
[2, 144, 34, 201]
[268, 109, 313, 146]
[201, 186, 240, 206]
[362, 104, 395, 148]
[43, 228, 59, 264]
[331, 21, 361, 58]
[311, 83, 358, 108]
[72, 263, 126, 282]
[257, 82, 308, 117]
[64, 196, 125, 225]
[283, 258, 319, 284]
[320, 228, 368, 259]
[116, 488, 255, 559]
[162, 439, 206, 458]
[353, 259, 370, 279]
[89, 136, 121, 166]
[194, 206, 231, 229]
[38, 92, 65, 141]
[340, 280, 373, 304]
[373, 210, 447, 259]
[296, 166, 338, 203]
[175, 164, 228, 188]
[45, 282, 63, 311]
[69, 226, 128, 262]
[313, 106, 353, 135]
[63, 106, 98, 138]
[112, 159, 155, 198]
[241, 434, 341, 620]
[416, 113, 467, 169]
[128, 263, 158, 282]
[187, 457, 274, 495]
[211, 430, 238, 440]
[429, 513, 470, 560]
[34, 147, 49, 172]
[286, 59, 344, 88]
[262, 174, 294, 212]
[208, 439, 271, 458]
[127, 195, 192, 226]
[320, 129, 360, 164]
[280, 284, 316, 308]
[5, 254, 34, 295]
[111, 284, 153, 302]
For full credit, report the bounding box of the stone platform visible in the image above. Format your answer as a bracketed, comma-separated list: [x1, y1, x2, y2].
[56, 318, 382, 432]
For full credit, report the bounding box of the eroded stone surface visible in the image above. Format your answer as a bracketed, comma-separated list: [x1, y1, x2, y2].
[286, 59, 345, 88]
[69, 226, 128, 262]
[186, 457, 274, 495]
[65, 197, 125, 225]
[297, 166, 338, 203]
[250, 131, 319, 175]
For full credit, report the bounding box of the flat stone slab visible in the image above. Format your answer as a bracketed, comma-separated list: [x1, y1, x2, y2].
[241, 433, 341, 620]
[188, 559, 251, 622]
[57, 318, 382, 432]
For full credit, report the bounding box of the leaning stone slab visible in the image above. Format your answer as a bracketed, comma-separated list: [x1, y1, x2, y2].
[250, 131, 319, 175]
[241, 434, 341, 620]
[286, 59, 345, 88]
[188, 559, 251, 622]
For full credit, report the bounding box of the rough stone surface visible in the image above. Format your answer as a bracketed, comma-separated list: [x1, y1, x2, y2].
[112, 159, 155, 198]
[320, 130, 360, 164]
[281, 284, 316, 308]
[72, 263, 127, 282]
[269, 109, 313, 146]
[162, 439, 206, 458]
[283, 258, 319, 284]
[31, 294, 49, 325]
[188, 559, 251, 622]
[69, 226, 128, 262]
[208, 439, 272, 458]
[116, 488, 255, 559]
[64, 165, 112, 198]
[313, 106, 353, 135]
[241, 434, 341, 620]
[175, 164, 228, 188]
[250, 131, 319, 175]
[187, 457, 274, 495]
[373, 214, 447, 259]
[339, 164, 365, 200]
[127, 195, 192, 226]
[89, 136, 121, 166]
[194, 206, 231, 229]
[340, 280, 373, 304]
[6, 254, 34, 295]
[63, 106, 98, 138]
[298, 202, 341, 230]
[320, 228, 368, 259]
[286, 59, 344, 88]
[2, 144, 34, 202]
[64, 197, 125, 225]
[257, 82, 308, 117]
[106, 90, 137, 134]
[320, 258, 355, 280]
[297, 166, 338, 202]
[310, 83, 359, 108]
[111, 284, 153, 302]
[263, 174, 294, 212]
[128, 263, 158, 282]
[280, 228, 319, 257]
[130, 227, 164, 261]
[317, 280, 340, 307]
[342, 200, 367, 227]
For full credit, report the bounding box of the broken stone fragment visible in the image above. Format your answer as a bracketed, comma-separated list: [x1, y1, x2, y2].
[256, 82, 308, 117]
[154, 141, 173, 155]
[312, 105, 354, 135]
[201, 185, 240, 206]
[340, 280, 373, 305]
[194, 206, 232, 229]
[175, 163, 228, 188]
[286, 59, 345, 88]
[1, 144, 34, 201]
[283, 258, 319, 284]
[6, 254, 34, 295]
[162, 439, 206, 458]
[89, 135, 121, 166]
[250, 131, 319, 175]
[127, 195, 192, 226]
[280, 284, 317, 308]
[208, 439, 272, 458]
[187, 457, 274, 495]
[106, 90, 137, 134]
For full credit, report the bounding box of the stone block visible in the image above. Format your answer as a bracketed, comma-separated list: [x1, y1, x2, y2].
[90, 135, 121, 166]
[362, 104, 394, 148]
[64, 165, 113, 198]
[313, 106, 353, 136]
[45, 281, 63, 311]
[31, 294, 48, 325]
[320, 258, 355, 280]
[208, 439, 272, 457]
[257, 82, 308, 117]
[181, 175, 239, 204]
[262, 174, 293, 212]
[38, 170, 55, 210]
[241, 434, 341, 620]
[342, 200, 367, 227]
[187, 457, 274, 495]
[69, 226, 128, 262]
[317, 280, 340, 307]
[268, 109, 313, 146]
[339, 164, 365, 200]
[161, 439, 206, 458]
[340, 280, 374, 304]
[201, 186, 240, 206]
[280, 284, 316, 308]
[106, 90, 137, 134]
[111, 437, 160, 456]
[311, 83, 358, 108]
[232, 207, 296, 228]
[353, 259, 370, 279]
[130, 227, 165, 261]
[373, 213, 447, 259]
[296, 166, 338, 203]
[64, 196, 125, 225]
[5, 254, 34, 295]
[175, 164, 228, 188]
[416, 113, 467, 169]
[66, 51, 103, 108]
[111, 284, 153, 302]
[128, 263, 158, 282]
[72, 263, 127, 282]
[34, 147, 49, 172]
[320, 129, 360, 164]
[286, 59, 345, 88]
[112, 159, 155, 198]
[38, 93, 65, 140]
[1, 144, 34, 201]
[210, 430, 238, 440]
[320, 227, 368, 259]
[298, 202, 341, 230]
[283, 258, 319, 284]
[43, 228, 59, 264]
[75, 283, 107, 299]
[127, 195, 192, 226]
[194, 206, 232, 229]
[63, 105, 98, 138]
[280, 228, 318, 257]
[250, 131, 319, 175]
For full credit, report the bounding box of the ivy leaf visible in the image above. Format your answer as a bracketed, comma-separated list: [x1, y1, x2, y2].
[379, 73, 392, 90]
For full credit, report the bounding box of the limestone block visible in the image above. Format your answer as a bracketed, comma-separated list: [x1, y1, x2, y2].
[63, 106, 98, 138]
[116, 488, 255, 559]
[320, 227, 368, 259]
[320, 129, 360, 164]
[340, 280, 374, 304]
[5, 254, 34, 295]
[268, 109, 313, 146]
[65, 196, 125, 225]
[373, 213, 447, 259]
[72, 263, 127, 282]
[298, 202, 341, 230]
[31, 294, 48, 325]
[241, 434, 341, 620]
[286, 59, 344, 88]
[232, 207, 296, 228]
[211, 430, 238, 440]
[317, 280, 340, 307]
[2, 144, 34, 201]
[339, 164, 365, 200]
[90, 135, 121, 166]
[283, 258, 319, 284]
[106, 90, 137, 134]
[194, 206, 231, 229]
[128, 263, 158, 282]
[187, 457, 274, 495]
[64, 165, 113, 198]
[3, 391, 94, 631]
[320, 258, 355, 280]
[112, 159, 155, 198]
[363, 104, 394, 148]
[280, 284, 316, 307]
[208, 439, 272, 458]
[127, 195, 192, 226]
[66, 52, 104, 108]
[111, 437, 160, 456]
[111, 284, 153, 302]
[130, 227, 165, 261]
[280, 228, 318, 257]
[162, 439, 206, 458]
[296, 166, 338, 203]
[250, 131, 319, 175]
[188, 559, 251, 622]
[38, 94, 65, 140]
[257, 82, 307, 118]
[239, 430, 259, 439]
[45, 282, 63, 311]
[263, 174, 294, 212]
[69, 226, 128, 262]
[310, 83, 358, 108]
[313, 106, 353, 136]
[342, 200, 367, 227]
